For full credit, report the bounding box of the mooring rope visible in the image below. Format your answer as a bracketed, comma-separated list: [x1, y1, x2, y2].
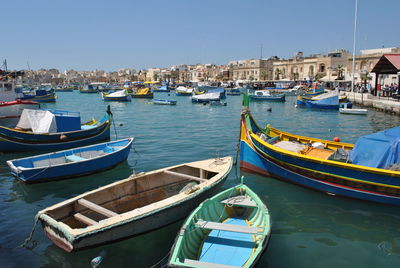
[18, 215, 39, 250]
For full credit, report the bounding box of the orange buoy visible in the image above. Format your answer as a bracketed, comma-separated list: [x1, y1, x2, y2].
[333, 137, 340, 142]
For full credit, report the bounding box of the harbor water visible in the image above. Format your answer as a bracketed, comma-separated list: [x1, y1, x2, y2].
[1, 91, 400, 267]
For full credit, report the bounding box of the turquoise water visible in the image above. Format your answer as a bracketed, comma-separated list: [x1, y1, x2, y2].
[1, 91, 400, 267]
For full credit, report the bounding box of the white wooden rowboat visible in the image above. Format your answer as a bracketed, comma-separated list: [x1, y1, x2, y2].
[36, 156, 233, 252]
[339, 108, 368, 115]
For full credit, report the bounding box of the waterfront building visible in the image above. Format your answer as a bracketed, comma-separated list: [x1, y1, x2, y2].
[229, 58, 275, 81]
[346, 47, 400, 85]
[272, 50, 351, 82]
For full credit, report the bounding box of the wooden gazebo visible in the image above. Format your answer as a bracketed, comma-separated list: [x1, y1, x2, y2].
[371, 54, 400, 95]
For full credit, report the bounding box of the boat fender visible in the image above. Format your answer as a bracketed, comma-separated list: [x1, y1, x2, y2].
[333, 137, 340, 142]
[60, 134, 68, 141]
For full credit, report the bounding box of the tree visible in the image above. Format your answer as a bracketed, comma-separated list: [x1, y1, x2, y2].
[360, 71, 372, 92]
[260, 71, 267, 81]
[274, 69, 282, 80]
[334, 65, 345, 80]
[314, 72, 326, 81]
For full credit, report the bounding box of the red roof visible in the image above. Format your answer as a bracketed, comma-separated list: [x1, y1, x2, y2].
[383, 54, 400, 70]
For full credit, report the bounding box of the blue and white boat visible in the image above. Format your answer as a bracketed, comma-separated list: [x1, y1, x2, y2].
[192, 88, 225, 103]
[153, 85, 170, 92]
[249, 90, 285, 102]
[152, 99, 177, 105]
[7, 138, 133, 183]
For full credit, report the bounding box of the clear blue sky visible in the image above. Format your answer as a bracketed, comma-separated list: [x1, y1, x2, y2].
[2, 0, 399, 71]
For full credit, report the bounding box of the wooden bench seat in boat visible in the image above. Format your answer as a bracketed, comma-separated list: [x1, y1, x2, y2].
[195, 220, 261, 234]
[74, 213, 97, 226]
[77, 199, 118, 218]
[33, 157, 66, 168]
[184, 259, 239, 268]
[220, 195, 257, 208]
[164, 170, 207, 183]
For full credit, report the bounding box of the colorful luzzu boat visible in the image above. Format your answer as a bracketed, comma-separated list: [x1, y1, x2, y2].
[240, 94, 400, 206]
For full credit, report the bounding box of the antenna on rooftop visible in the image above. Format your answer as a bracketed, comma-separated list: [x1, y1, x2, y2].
[260, 44, 263, 59]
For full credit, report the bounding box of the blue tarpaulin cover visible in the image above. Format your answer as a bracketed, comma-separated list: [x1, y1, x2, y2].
[350, 126, 400, 168]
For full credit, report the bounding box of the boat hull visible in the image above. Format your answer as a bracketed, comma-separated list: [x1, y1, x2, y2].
[239, 114, 400, 206]
[38, 157, 233, 252]
[0, 115, 111, 152]
[8, 138, 133, 183]
[0, 100, 40, 127]
[102, 94, 132, 102]
[169, 184, 271, 268]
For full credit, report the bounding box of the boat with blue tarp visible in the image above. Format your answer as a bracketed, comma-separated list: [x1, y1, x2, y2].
[7, 138, 133, 183]
[169, 182, 271, 268]
[0, 108, 111, 152]
[240, 93, 400, 206]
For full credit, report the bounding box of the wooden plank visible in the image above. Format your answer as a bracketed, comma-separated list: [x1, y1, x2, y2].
[221, 195, 257, 208]
[77, 199, 118, 218]
[184, 259, 240, 268]
[195, 220, 261, 234]
[74, 213, 97, 226]
[164, 170, 207, 183]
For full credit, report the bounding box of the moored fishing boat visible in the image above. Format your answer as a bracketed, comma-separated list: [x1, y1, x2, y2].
[153, 85, 170, 92]
[176, 86, 194, 96]
[7, 138, 133, 183]
[169, 182, 271, 268]
[0, 81, 40, 127]
[0, 108, 111, 152]
[36, 156, 232, 252]
[240, 94, 400, 206]
[249, 90, 285, 102]
[152, 99, 177, 105]
[101, 90, 132, 101]
[132, 87, 153, 98]
[80, 85, 99, 93]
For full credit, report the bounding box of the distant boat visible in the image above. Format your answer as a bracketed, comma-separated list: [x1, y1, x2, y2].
[36, 156, 233, 252]
[54, 86, 73, 92]
[132, 87, 153, 98]
[225, 88, 242, 95]
[249, 90, 285, 102]
[175, 86, 194, 96]
[339, 108, 367, 115]
[153, 85, 170, 92]
[0, 81, 40, 127]
[101, 90, 132, 101]
[169, 183, 271, 268]
[152, 99, 177, 105]
[80, 85, 99, 93]
[192, 92, 222, 103]
[7, 138, 133, 183]
[0, 108, 111, 152]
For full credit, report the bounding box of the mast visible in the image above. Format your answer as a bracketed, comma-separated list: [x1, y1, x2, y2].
[351, 0, 358, 92]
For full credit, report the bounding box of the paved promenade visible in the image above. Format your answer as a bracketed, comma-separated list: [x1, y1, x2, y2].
[345, 92, 400, 114]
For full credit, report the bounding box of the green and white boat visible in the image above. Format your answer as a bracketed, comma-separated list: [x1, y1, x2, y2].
[169, 183, 271, 268]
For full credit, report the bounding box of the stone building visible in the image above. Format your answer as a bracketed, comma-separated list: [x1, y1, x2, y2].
[272, 50, 351, 82]
[229, 58, 275, 81]
[346, 47, 400, 85]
